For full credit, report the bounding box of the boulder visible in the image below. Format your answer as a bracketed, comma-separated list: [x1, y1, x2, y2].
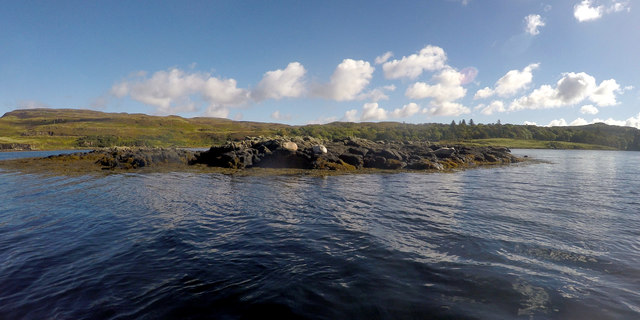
[434, 147, 455, 158]
[312, 145, 328, 154]
[282, 141, 298, 152]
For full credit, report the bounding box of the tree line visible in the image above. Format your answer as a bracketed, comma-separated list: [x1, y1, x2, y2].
[274, 121, 640, 151]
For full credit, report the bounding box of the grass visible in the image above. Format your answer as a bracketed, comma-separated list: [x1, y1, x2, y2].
[0, 108, 290, 150]
[448, 138, 617, 150]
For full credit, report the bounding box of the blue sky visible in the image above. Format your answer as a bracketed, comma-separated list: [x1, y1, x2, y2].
[1, 0, 639, 127]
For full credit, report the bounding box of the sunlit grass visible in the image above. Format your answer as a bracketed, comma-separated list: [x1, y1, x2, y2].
[450, 138, 616, 150]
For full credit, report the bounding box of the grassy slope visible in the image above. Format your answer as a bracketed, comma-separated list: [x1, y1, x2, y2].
[0, 109, 288, 150]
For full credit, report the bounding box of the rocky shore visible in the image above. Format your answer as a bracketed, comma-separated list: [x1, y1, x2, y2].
[192, 136, 521, 171]
[0, 136, 522, 174]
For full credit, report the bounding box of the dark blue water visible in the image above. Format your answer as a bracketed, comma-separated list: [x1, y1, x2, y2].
[1, 149, 639, 319]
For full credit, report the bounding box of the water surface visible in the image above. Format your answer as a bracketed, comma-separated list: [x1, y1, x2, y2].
[0, 149, 638, 319]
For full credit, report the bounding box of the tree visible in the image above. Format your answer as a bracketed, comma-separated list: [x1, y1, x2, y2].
[469, 119, 475, 126]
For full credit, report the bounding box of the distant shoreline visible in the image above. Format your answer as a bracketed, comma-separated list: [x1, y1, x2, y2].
[0, 108, 635, 151]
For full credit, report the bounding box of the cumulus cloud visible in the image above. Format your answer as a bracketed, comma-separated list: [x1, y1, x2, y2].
[547, 119, 568, 127]
[374, 51, 393, 64]
[574, 0, 603, 21]
[382, 45, 447, 79]
[111, 68, 249, 116]
[476, 100, 506, 115]
[525, 14, 545, 35]
[406, 68, 467, 102]
[524, 121, 538, 126]
[404, 67, 470, 117]
[580, 104, 599, 115]
[390, 103, 422, 118]
[361, 102, 388, 121]
[459, 67, 478, 85]
[313, 59, 375, 101]
[343, 109, 359, 122]
[570, 118, 589, 126]
[574, 0, 630, 22]
[345, 102, 423, 122]
[509, 72, 623, 111]
[474, 63, 539, 99]
[545, 114, 640, 129]
[358, 85, 396, 102]
[426, 101, 470, 117]
[252, 62, 306, 101]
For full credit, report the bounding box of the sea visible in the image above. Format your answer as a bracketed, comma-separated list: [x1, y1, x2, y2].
[0, 149, 638, 319]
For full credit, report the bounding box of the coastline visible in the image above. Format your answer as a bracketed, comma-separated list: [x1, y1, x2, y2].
[0, 136, 524, 176]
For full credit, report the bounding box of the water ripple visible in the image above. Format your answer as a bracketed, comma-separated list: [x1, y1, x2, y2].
[1, 149, 639, 319]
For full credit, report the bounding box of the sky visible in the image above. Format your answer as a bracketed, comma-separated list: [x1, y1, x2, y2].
[1, 0, 639, 128]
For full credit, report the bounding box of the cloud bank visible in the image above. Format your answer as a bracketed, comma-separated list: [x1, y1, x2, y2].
[574, 0, 630, 22]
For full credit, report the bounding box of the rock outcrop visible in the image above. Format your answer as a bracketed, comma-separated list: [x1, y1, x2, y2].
[0, 143, 32, 151]
[92, 147, 196, 169]
[191, 136, 521, 171]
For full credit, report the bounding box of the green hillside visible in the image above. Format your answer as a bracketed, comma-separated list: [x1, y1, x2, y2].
[0, 109, 289, 150]
[1, 108, 639, 151]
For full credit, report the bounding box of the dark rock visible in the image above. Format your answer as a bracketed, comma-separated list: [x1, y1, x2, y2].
[434, 147, 456, 158]
[375, 149, 403, 161]
[339, 153, 364, 168]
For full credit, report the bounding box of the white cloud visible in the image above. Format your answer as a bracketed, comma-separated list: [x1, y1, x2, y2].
[343, 109, 358, 122]
[390, 103, 422, 118]
[111, 68, 249, 116]
[382, 45, 447, 79]
[375, 51, 393, 65]
[574, 0, 604, 21]
[524, 121, 538, 126]
[546, 114, 640, 129]
[547, 119, 568, 127]
[474, 63, 539, 99]
[509, 72, 623, 111]
[201, 77, 250, 117]
[580, 104, 599, 115]
[110, 82, 129, 98]
[607, 1, 631, 13]
[361, 102, 388, 121]
[477, 100, 506, 115]
[405, 68, 467, 102]
[307, 116, 338, 125]
[474, 87, 494, 100]
[358, 85, 396, 102]
[574, 0, 630, 22]
[426, 101, 470, 117]
[252, 62, 306, 101]
[525, 14, 545, 35]
[590, 79, 621, 106]
[313, 59, 375, 101]
[459, 67, 478, 85]
[270, 110, 292, 121]
[570, 118, 589, 126]
[404, 67, 470, 117]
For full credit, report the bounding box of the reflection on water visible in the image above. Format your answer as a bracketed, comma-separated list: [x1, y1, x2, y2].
[0, 149, 639, 319]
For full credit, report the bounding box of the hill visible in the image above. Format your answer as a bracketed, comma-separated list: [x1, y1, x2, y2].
[1, 108, 639, 151]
